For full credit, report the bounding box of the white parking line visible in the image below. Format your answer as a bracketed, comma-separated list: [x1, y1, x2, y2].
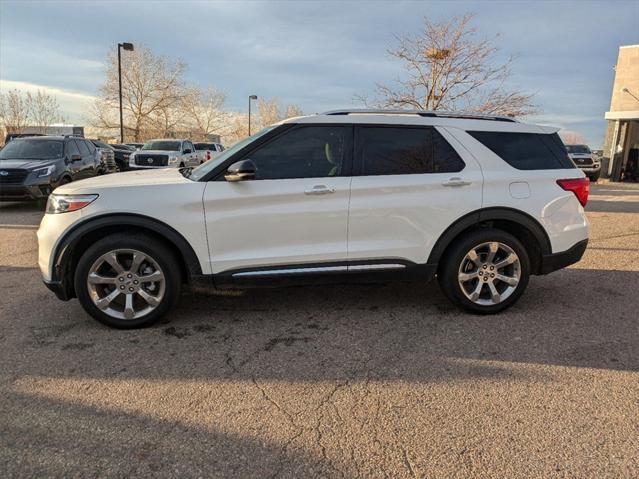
[0, 224, 39, 230]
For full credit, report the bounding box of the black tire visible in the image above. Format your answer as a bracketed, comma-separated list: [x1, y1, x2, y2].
[589, 173, 600, 182]
[438, 228, 530, 314]
[59, 176, 72, 185]
[179, 162, 185, 168]
[74, 233, 182, 329]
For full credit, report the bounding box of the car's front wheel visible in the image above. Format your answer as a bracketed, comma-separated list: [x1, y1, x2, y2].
[74, 233, 181, 328]
[438, 228, 530, 314]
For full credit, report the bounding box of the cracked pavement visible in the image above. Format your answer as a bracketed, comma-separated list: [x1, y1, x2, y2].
[1, 183, 638, 478]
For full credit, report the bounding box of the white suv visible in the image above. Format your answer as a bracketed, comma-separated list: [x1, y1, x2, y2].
[38, 109, 590, 328]
[129, 139, 199, 169]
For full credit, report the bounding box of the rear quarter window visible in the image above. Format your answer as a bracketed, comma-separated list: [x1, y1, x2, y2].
[468, 131, 574, 170]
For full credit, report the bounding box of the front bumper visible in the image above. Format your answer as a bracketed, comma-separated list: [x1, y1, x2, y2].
[577, 165, 601, 174]
[540, 239, 588, 274]
[0, 183, 55, 201]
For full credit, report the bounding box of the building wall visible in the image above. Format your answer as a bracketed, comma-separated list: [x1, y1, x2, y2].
[603, 45, 639, 179]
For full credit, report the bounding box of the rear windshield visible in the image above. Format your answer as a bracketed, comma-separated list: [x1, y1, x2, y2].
[194, 143, 215, 150]
[142, 141, 181, 151]
[0, 139, 64, 160]
[468, 131, 574, 170]
[565, 144, 591, 154]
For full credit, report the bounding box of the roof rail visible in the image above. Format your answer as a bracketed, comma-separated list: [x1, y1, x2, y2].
[321, 109, 518, 123]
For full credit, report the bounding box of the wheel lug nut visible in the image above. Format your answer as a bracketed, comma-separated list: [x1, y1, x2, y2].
[119, 285, 125, 290]
[119, 277, 124, 282]
[133, 280, 139, 285]
[491, 273, 495, 277]
[129, 287, 134, 292]
[483, 265, 487, 269]
[127, 273, 133, 278]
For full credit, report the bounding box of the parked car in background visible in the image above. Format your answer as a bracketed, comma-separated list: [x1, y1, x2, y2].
[89, 139, 117, 174]
[194, 142, 225, 163]
[0, 136, 101, 201]
[128, 139, 199, 169]
[110, 144, 135, 172]
[125, 143, 144, 150]
[38, 109, 589, 328]
[566, 144, 600, 182]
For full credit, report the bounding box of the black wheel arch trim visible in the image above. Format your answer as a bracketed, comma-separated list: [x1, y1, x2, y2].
[426, 207, 552, 266]
[51, 213, 202, 286]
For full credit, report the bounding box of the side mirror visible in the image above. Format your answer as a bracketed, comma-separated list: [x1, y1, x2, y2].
[183, 148, 192, 154]
[71, 154, 82, 162]
[225, 159, 256, 182]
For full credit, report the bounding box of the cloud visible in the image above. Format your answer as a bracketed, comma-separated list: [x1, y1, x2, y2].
[0, 79, 95, 124]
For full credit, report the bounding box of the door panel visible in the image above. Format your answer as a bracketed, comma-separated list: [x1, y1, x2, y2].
[203, 177, 351, 273]
[203, 124, 353, 274]
[348, 126, 483, 265]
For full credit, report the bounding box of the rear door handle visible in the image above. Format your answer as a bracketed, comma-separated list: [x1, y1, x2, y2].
[442, 177, 472, 187]
[304, 185, 335, 195]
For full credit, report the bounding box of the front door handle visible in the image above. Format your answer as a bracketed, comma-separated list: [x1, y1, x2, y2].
[304, 185, 335, 195]
[442, 177, 472, 187]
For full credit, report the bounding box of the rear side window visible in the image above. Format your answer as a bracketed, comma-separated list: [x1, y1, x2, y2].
[468, 131, 574, 170]
[359, 126, 464, 175]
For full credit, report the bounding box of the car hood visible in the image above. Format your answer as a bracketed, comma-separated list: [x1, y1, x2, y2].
[0, 159, 59, 170]
[55, 168, 191, 194]
[134, 150, 179, 155]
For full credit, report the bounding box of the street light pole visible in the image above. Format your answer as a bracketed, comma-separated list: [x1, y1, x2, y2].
[117, 42, 134, 143]
[248, 94, 258, 135]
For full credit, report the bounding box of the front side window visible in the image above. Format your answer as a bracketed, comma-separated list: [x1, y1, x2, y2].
[469, 131, 574, 170]
[247, 126, 348, 180]
[66, 140, 81, 157]
[76, 140, 91, 156]
[359, 126, 464, 175]
[0, 139, 64, 160]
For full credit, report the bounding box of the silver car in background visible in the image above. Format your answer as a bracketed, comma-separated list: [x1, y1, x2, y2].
[128, 139, 199, 169]
[566, 144, 601, 182]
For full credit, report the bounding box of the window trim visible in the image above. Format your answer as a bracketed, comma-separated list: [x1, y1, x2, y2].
[210, 123, 354, 181]
[353, 124, 465, 177]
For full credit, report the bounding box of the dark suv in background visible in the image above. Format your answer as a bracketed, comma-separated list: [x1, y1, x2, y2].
[0, 136, 102, 201]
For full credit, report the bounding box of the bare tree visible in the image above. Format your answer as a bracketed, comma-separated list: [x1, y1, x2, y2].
[27, 90, 62, 133]
[93, 45, 188, 141]
[361, 14, 535, 117]
[560, 131, 587, 145]
[183, 86, 228, 141]
[0, 89, 31, 134]
[284, 104, 304, 119]
[257, 98, 282, 128]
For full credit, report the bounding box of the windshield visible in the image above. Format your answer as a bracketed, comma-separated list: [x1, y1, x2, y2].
[566, 144, 591, 154]
[0, 139, 64, 160]
[189, 126, 278, 181]
[142, 140, 181, 151]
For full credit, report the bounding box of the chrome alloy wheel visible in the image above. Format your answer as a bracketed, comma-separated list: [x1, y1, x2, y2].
[86, 249, 165, 320]
[457, 241, 521, 306]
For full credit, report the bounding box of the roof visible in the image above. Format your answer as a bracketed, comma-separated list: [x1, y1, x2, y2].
[280, 109, 558, 134]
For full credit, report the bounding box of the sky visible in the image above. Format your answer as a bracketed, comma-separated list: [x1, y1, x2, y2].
[1, 0, 638, 148]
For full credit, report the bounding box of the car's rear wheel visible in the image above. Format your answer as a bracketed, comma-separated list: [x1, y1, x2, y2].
[438, 228, 530, 314]
[74, 233, 181, 328]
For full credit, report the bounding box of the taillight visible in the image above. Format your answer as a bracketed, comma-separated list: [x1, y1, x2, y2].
[557, 177, 590, 207]
[206, 151, 211, 161]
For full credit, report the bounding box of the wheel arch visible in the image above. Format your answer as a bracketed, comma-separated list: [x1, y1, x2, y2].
[427, 207, 551, 275]
[52, 213, 202, 299]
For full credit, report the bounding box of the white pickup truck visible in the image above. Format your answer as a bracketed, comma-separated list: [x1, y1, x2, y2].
[129, 139, 200, 169]
[194, 142, 225, 163]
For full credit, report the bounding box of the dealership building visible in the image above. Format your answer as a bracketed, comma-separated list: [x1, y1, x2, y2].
[603, 44, 639, 181]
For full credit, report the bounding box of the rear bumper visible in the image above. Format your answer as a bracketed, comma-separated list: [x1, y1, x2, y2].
[540, 239, 588, 274]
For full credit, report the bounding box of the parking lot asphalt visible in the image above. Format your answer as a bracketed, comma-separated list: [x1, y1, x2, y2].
[1, 182, 638, 478]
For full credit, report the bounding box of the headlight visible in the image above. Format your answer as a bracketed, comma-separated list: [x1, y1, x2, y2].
[168, 156, 178, 163]
[46, 194, 98, 214]
[33, 165, 56, 178]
